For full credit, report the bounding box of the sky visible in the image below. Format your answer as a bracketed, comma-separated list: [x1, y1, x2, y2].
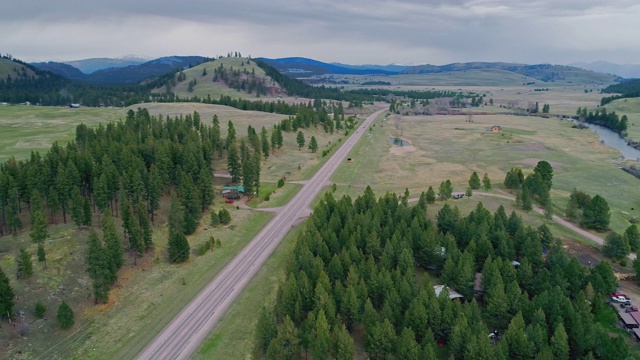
[2, 0, 639, 65]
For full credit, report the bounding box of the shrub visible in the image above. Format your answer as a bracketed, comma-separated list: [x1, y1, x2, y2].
[35, 302, 46, 318]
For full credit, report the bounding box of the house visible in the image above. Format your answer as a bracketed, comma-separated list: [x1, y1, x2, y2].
[221, 185, 245, 199]
[490, 125, 502, 132]
[434, 285, 464, 300]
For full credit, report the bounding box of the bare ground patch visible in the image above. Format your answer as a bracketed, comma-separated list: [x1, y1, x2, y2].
[521, 158, 565, 169]
[507, 142, 550, 151]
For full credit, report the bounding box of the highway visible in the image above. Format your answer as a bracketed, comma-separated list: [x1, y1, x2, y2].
[136, 108, 387, 360]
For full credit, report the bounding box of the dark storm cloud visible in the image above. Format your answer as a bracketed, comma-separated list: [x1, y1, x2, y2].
[1, 0, 639, 64]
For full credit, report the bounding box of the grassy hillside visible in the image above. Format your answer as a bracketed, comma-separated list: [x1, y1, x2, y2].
[158, 57, 284, 100]
[0, 58, 37, 81]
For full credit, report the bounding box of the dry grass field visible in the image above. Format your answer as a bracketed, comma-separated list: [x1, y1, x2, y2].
[333, 110, 640, 234]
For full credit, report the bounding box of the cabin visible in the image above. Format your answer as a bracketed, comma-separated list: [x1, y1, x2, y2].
[434, 285, 464, 300]
[221, 185, 245, 199]
[490, 125, 502, 132]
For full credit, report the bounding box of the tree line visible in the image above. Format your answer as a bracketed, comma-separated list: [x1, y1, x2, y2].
[576, 107, 628, 134]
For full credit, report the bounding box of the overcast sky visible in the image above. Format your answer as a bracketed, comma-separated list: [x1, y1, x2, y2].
[2, 0, 639, 65]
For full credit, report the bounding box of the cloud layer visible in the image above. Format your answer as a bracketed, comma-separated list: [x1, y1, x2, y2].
[2, 0, 638, 65]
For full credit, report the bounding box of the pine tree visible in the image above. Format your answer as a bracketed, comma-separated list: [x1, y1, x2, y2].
[309, 136, 319, 153]
[261, 127, 270, 160]
[277, 126, 284, 149]
[102, 210, 123, 275]
[210, 210, 221, 226]
[16, 248, 33, 280]
[0, 266, 14, 319]
[425, 186, 436, 203]
[533, 160, 554, 190]
[254, 306, 278, 357]
[147, 165, 162, 223]
[34, 302, 46, 318]
[86, 229, 111, 302]
[137, 201, 153, 250]
[219, 208, 231, 225]
[179, 174, 200, 235]
[227, 141, 241, 183]
[550, 323, 569, 360]
[70, 187, 84, 227]
[396, 327, 420, 360]
[521, 186, 533, 211]
[602, 232, 630, 260]
[57, 301, 75, 329]
[37, 243, 46, 268]
[167, 197, 190, 263]
[469, 171, 481, 189]
[331, 323, 354, 360]
[226, 120, 236, 150]
[82, 196, 92, 226]
[482, 173, 492, 190]
[296, 131, 305, 150]
[30, 190, 48, 243]
[312, 309, 331, 360]
[266, 315, 299, 360]
[581, 195, 610, 231]
[624, 224, 640, 252]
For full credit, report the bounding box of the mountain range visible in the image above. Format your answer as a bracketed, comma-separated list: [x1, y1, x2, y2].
[569, 61, 640, 79]
[32, 56, 208, 84]
[257, 57, 620, 84]
[25, 55, 629, 87]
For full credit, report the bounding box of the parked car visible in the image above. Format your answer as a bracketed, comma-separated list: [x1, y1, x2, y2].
[611, 295, 631, 304]
[225, 199, 234, 204]
[624, 306, 639, 313]
[609, 291, 629, 298]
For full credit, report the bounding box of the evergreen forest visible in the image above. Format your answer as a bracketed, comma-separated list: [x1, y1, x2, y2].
[255, 188, 635, 360]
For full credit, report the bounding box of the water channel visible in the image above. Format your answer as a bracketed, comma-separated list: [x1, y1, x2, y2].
[571, 120, 640, 161]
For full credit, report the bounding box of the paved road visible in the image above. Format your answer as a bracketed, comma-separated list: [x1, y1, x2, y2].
[136, 108, 386, 360]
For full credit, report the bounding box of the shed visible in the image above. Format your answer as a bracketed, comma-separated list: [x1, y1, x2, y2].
[619, 312, 639, 329]
[633, 328, 640, 342]
[490, 125, 502, 132]
[434, 285, 464, 300]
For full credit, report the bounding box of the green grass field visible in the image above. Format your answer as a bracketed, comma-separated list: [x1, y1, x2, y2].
[0, 105, 123, 162]
[602, 97, 640, 142]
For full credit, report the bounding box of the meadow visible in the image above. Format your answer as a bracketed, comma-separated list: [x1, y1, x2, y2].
[0, 105, 123, 162]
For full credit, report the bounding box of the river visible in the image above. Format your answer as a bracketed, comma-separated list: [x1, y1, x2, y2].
[571, 120, 640, 161]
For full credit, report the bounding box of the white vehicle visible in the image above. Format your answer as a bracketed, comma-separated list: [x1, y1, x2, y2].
[611, 295, 631, 304]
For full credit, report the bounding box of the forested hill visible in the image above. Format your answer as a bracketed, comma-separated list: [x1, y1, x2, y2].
[600, 79, 640, 105]
[256, 189, 634, 359]
[0, 55, 152, 106]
